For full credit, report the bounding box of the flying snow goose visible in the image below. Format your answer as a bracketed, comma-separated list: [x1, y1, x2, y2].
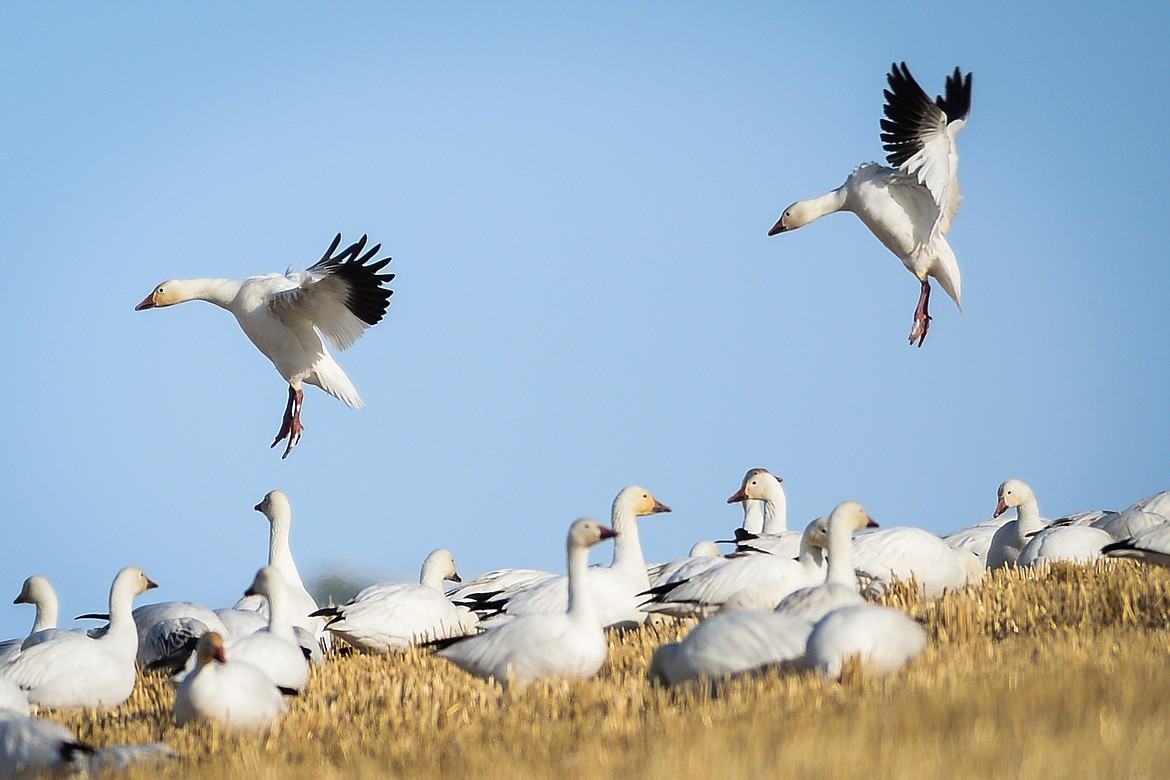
[173, 632, 287, 731]
[470, 486, 671, 629]
[723, 468, 802, 557]
[1, 567, 157, 708]
[234, 490, 325, 644]
[806, 603, 927, 678]
[641, 516, 825, 618]
[775, 501, 876, 622]
[134, 233, 394, 458]
[989, 480, 1111, 568]
[648, 611, 813, 688]
[769, 63, 973, 346]
[312, 548, 470, 653]
[436, 518, 617, 690]
[1103, 522, 1170, 568]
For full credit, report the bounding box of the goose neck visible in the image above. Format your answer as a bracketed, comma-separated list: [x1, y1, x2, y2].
[32, 591, 59, 633]
[760, 493, 788, 535]
[609, 504, 646, 575]
[825, 523, 857, 588]
[565, 542, 599, 625]
[1014, 497, 1045, 541]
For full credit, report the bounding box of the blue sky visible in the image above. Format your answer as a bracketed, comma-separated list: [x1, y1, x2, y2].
[1, 3, 1168, 639]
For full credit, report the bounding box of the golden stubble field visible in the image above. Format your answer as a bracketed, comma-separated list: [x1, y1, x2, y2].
[47, 560, 1170, 780]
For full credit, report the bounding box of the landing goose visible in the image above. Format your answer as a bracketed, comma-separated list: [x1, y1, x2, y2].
[173, 632, 287, 730]
[436, 518, 617, 690]
[313, 548, 470, 653]
[135, 233, 394, 457]
[470, 486, 671, 629]
[769, 63, 972, 346]
[1, 567, 157, 708]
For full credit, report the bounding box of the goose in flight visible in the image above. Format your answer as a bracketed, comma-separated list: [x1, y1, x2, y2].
[769, 63, 972, 346]
[135, 233, 394, 457]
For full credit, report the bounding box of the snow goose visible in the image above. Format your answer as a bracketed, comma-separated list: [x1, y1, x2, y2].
[1103, 522, 1170, 568]
[0, 577, 67, 663]
[0, 676, 29, 717]
[180, 567, 310, 694]
[769, 63, 973, 346]
[642, 517, 825, 618]
[941, 516, 1010, 563]
[851, 524, 976, 598]
[1087, 507, 1167, 541]
[472, 486, 671, 629]
[725, 468, 802, 557]
[173, 632, 287, 731]
[312, 548, 470, 653]
[1134, 490, 1170, 518]
[775, 502, 876, 622]
[134, 233, 394, 458]
[806, 604, 927, 677]
[1, 567, 157, 708]
[0, 710, 173, 777]
[436, 518, 617, 691]
[648, 611, 813, 688]
[235, 490, 325, 643]
[76, 600, 229, 668]
[990, 480, 1111, 568]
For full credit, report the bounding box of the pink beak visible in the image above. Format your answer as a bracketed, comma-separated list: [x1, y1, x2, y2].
[134, 293, 155, 311]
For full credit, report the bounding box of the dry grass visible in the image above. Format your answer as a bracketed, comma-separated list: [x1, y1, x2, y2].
[43, 560, 1170, 779]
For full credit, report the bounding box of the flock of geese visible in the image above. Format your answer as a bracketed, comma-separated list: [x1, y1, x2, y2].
[2, 62, 1163, 776]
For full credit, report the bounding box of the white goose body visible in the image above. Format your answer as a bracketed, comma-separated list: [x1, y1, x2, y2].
[438, 518, 617, 691]
[987, 479, 1109, 569]
[0, 710, 173, 776]
[0, 577, 68, 663]
[647, 541, 724, 590]
[135, 234, 394, 457]
[316, 549, 469, 653]
[769, 63, 972, 346]
[1103, 522, 1170, 568]
[1, 568, 156, 709]
[643, 520, 825, 618]
[851, 526, 975, 598]
[648, 611, 813, 688]
[173, 632, 287, 731]
[942, 516, 1010, 563]
[806, 604, 927, 677]
[476, 487, 671, 629]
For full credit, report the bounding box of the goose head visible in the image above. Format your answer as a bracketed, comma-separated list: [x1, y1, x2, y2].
[727, 468, 784, 503]
[567, 518, 618, 551]
[195, 632, 229, 665]
[255, 490, 292, 526]
[135, 280, 192, 310]
[828, 500, 879, 535]
[13, 575, 55, 608]
[421, 548, 462, 588]
[244, 566, 284, 601]
[994, 479, 1034, 518]
[768, 201, 815, 235]
[614, 486, 672, 517]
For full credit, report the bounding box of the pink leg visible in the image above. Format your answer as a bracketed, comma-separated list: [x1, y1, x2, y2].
[271, 385, 305, 458]
[908, 279, 932, 347]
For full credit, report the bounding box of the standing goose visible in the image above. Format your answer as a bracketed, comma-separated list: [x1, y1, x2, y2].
[312, 548, 470, 653]
[725, 468, 801, 558]
[469, 486, 671, 629]
[775, 501, 877, 622]
[769, 63, 973, 346]
[0, 567, 157, 709]
[134, 233, 394, 457]
[436, 518, 617, 691]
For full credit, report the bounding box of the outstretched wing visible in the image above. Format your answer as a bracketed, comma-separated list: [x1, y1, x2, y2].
[269, 233, 395, 351]
[880, 63, 972, 238]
